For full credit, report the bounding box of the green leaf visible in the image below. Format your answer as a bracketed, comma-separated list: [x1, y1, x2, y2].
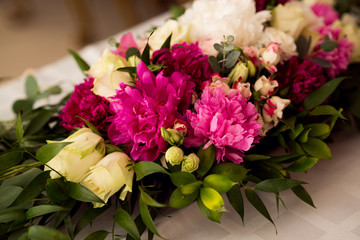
[28, 226, 70, 240]
[245, 188, 276, 230]
[133, 161, 169, 181]
[141, 42, 151, 66]
[290, 141, 305, 155]
[203, 174, 235, 194]
[170, 171, 196, 187]
[304, 77, 347, 110]
[0, 150, 23, 171]
[269, 154, 303, 163]
[11, 171, 50, 206]
[180, 181, 203, 195]
[126, 47, 141, 60]
[285, 157, 318, 172]
[208, 56, 221, 73]
[0, 209, 25, 223]
[36, 142, 71, 164]
[169, 188, 198, 209]
[45, 178, 69, 203]
[305, 123, 330, 137]
[291, 185, 315, 208]
[289, 123, 304, 141]
[68, 49, 90, 75]
[26, 205, 68, 219]
[225, 51, 240, 68]
[25, 110, 54, 135]
[139, 199, 163, 239]
[2, 168, 42, 188]
[67, 181, 104, 204]
[200, 187, 225, 212]
[295, 35, 311, 59]
[84, 230, 109, 240]
[114, 209, 140, 240]
[0, 186, 23, 209]
[74, 206, 109, 236]
[64, 214, 74, 240]
[35, 86, 62, 100]
[210, 163, 249, 182]
[139, 187, 167, 208]
[76, 116, 101, 135]
[244, 154, 270, 161]
[161, 33, 172, 50]
[16, 114, 23, 144]
[310, 105, 346, 119]
[25, 75, 39, 99]
[117, 66, 137, 75]
[170, 5, 185, 19]
[310, 57, 332, 68]
[301, 138, 332, 159]
[297, 128, 311, 143]
[226, 185, 244, 224]
[196, 144, 216, 178]
[320, 35, 338, 52]
[197, 197, 222, 223]
[13, 99, 34, 114]
[254, 178, 306, 193]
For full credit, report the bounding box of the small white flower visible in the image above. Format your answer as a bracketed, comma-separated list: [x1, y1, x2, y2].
[262, 96, 291, 126]
[254, 76, 279, 98]
[165, 146, 184, 166]
[181, 153, 200, 173]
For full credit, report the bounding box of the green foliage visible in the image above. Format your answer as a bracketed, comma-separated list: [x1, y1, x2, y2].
[169, 188, 198, 209]
[226, 185, 244, 224]
[197, 197, 222, 223]
[134, 161, 169, 181]
[196, 144, 216, 177]
[36, 142, 71, 164]
[67, 181, 104, 204]
[114, 209, 140, 240]
[68, 49, 90, 75]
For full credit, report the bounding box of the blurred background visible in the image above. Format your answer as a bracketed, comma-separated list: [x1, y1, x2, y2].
[0, 0, 188, 79]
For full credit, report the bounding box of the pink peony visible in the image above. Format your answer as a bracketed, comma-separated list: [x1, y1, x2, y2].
[153, 42, 212, 89]
[112, 33, 138, 58]
[311, 3, 339, 26]
[185, 85, 261, 164]
[59, 78, 111, 133]
[314, 26, 354, 78]
[276, 57, 327, 105]
[108, 61, 195, 161]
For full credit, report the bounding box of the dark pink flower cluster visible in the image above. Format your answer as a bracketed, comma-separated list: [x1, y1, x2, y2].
[311, 3, 339, 26]
[276, 57, 327, 105]
[59, 78, 111, 132]
[153, 42, 212, 89]
[185, 86, 261, 164]
[108, 61, 195, 161]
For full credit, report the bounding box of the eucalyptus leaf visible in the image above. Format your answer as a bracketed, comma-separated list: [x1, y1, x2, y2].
[36, 142, 71, 164]
[169, 188, 198, 209]
[170, 171, 196, 187]
[295, 35, 311, 59]
[210, 163, 249, 182]
[225, 51, 240, 68]
[67, 181, 104, 204]
[197, 197, 222, 223]
[13, 99, 34, 115]
[35, 86, 62, 100]
[208, 56, 221, 73]
[68, 49, 90, 75]
[254, 178, 306, 193]
[310, 57, 332, 68]
[114, 209, 140, 240]
[226, 185, 244, 224]
[84, 230, 109, 240]
[245, 188, 276, 230]
[133, 161, 169, 181]
[320, 36, 338, 52]
[304, 77, 346, 110]
[196, 144, 216, 178]
[301, 138, 332, 159]
[310, 105, 346, 119]
[25, 75, 39, 99]
[28, 225, 70, 240]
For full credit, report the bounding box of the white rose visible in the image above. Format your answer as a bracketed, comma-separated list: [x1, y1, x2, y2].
[81, 152, 134, 208]
[338, 15, 360, 63]
[181, 153, 200, 173]
[88, 48, 134, 98]
[254, 76, 279, 98]
[148, 19, 190, 51]
[165, 146, 184, 166]
[303, 0, 335, 6]
[45, 128, 105, 182]
[262, 96, 291, 126]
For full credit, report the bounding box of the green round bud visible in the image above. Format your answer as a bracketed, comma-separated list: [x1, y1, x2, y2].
[181, 153, 200, 173]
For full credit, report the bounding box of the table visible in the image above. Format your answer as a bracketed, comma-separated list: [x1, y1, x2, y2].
[1, 11, 360, 240]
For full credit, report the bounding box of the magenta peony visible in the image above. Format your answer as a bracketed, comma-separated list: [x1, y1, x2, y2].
[59, 78, 111, 132]
[276, 57, 327, 105]
[153, 42, 212, 89]
[311, 3, 339, 26]
[108, 61, 195, 161]
[314, 26, 354, 78]
[185, 85, 261, 164]
[112, 33, 138, 58]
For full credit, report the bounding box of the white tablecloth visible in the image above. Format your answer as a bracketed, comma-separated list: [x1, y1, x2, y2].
[1, 12, 360, 240]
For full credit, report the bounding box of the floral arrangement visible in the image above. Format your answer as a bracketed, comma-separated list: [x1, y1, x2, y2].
[1, 0, 360, 239]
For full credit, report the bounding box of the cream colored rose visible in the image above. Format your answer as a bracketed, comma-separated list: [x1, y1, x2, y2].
[148, 19, 190, 51]
[165, 146, 184, 166]
[303, 0, 335, 6]
[88, 48, 134, 98]
[181, 153, 200, 173]
[81, 152, 134, 208]
[254, 76, 279, 98]
[262, 96, 291, 126]
[338, 15, 360, 63]
[228, 62, 249, 84]
[45, 128, 105, 182]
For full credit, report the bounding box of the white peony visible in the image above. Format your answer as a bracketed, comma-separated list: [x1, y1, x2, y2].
[178, 0, 271, 48]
